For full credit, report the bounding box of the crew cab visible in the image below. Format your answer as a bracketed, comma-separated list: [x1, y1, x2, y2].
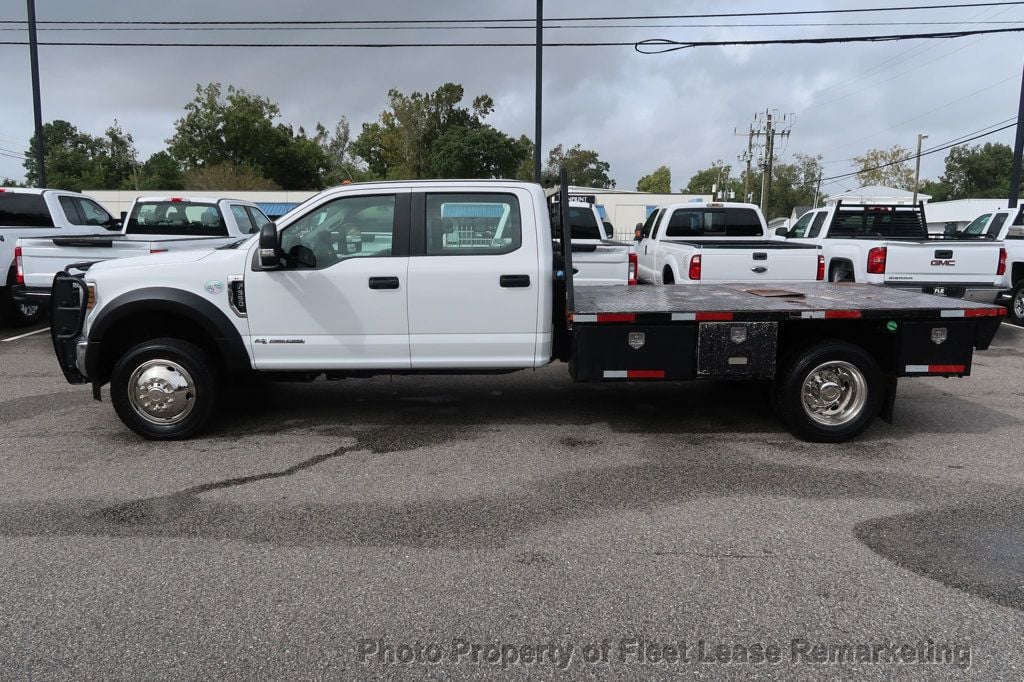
[780, 201, 1004, 303]
[14, 196, 272, 307]
[0, 187, 119, 325]
[957, 205, 1024, 323]
[49, 175, 1004, 444]
[636, 201, 823, 285]
[555, 198, 635, 286]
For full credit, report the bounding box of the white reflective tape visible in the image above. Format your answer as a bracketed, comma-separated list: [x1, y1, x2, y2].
[603, 370, 628, 379]
[671, 313, 696, 321]
[905, 365, 930, 373]
[573, 314, 598, 323]
[800, 311, 826, 319]
[940, 310, 966, 318]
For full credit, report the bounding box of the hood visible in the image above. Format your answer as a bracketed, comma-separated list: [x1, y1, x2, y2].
[87, 249, 214, 274]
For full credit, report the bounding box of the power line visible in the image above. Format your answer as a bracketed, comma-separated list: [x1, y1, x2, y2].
[635, 25, 1024, 52]
[820, 120, 1018, 183]
[0, 26, 1021, 49]
[1, 2, 1021, 25]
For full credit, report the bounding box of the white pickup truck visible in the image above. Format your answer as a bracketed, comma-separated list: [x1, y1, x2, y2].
[956, 205, 1024, 323]
[560, 199, 636, 286]
[14, 196, 272, 308]
[780, 201, 1004, 303]
[636, 201, 823, 285]
[0, 187, 120, 325]
[48, 174, 1006, 444]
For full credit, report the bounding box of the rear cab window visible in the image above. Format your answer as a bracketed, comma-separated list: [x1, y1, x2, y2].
[0, 193, 54, 227]
[566, 206, 602, 240]
[664, 207, 763, 238]
[126, 201, 228, 237]
[827, 206, 927, 239]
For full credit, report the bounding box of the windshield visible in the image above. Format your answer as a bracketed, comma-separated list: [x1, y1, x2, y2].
[126, 201, 228, 237]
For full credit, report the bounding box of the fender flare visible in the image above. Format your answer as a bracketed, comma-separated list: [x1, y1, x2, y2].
[662, 255, 681, 283]
[828, 257, 856, 282]
[88, 287, 250, 375]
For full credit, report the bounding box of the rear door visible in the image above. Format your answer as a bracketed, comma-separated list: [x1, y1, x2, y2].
[406, 188, 541, 368]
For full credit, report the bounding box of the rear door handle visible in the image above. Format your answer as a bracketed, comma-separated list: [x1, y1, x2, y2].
[500, 274, 531, 288]
[368, 276, 400, 290]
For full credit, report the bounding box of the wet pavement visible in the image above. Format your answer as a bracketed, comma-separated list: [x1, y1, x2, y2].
[1, 320, 1024, 677]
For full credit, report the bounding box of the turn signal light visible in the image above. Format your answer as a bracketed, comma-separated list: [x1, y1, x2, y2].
[867, 246, 887, 275]
[688, 254, 702, 280]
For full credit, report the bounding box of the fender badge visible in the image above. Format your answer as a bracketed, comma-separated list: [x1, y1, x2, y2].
[204, 280, 224, 295]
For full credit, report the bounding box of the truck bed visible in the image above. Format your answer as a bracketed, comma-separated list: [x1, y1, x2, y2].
[572, 282, 1004, 320]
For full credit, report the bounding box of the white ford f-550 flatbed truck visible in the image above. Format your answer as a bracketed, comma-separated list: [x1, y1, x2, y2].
[49, 172, 1004, 443]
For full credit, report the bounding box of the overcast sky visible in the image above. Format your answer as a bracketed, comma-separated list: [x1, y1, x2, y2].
[0, 0, 1021, 195]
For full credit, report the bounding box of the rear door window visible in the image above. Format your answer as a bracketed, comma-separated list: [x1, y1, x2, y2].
[230, 205, 255, 234]
[425, 193, 522, 255]
[0, 193, 54, 227]
[126, 202, 228, 237]
[808, 212, 827, 238]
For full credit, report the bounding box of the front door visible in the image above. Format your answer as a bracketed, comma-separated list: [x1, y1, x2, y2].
[245, 190, 411, 370]
[406, 188, 541, 368]
[636, 208, 662, 282]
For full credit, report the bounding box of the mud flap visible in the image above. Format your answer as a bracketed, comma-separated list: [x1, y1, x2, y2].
[880, 375, 898, 424]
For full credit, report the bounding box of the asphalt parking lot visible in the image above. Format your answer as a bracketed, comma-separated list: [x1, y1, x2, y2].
[2, 320, 1024, 677]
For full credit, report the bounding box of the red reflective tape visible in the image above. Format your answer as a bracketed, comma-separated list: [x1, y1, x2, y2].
[824, 310, 862, 319]
[696, 312, 733, 321]
[965, 308, 1005, 317]
[929, 364, 965, 373]
[627, 370, 665, 379]
[596, 313, 636, 323]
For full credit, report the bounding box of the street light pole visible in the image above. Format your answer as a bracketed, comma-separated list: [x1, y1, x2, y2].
[534, 0, 543, 184]
[912, 132, 928, 205]
[1009, 58, 1024, 209]
[26, 0, 46, 187]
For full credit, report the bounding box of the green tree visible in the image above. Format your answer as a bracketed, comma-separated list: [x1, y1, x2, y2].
[683, 161, 734, 195]
[637, 165, 671, 193]
[137, 151, 184, 190]
[167, 83, 329, 189]
[1, 177, 25, 187]
[183, 162, 280, 191]
[513, 135, 535, 182]
[314, 116, 371, 184]
[685, 153, 823, 218]
[852, 145, 915, 190]
[935, 142, 1013, 200]
[24, 120, 133, 191]
[428, 125, 529, 179]
[542, 144, 615, 188]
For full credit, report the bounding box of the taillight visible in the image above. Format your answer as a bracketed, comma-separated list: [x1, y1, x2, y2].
[816, 254, 825, 281]
[688, 254, 702, 280]
[14, 245, 24, 284]
[627, 252, 638, 286]
[866, 246, 887, 275]
[997, 247, 1007, 276]
[150, 248, 168, 254]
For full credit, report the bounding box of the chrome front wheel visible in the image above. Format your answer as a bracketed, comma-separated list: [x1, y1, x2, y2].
[127, 359, 197, 425]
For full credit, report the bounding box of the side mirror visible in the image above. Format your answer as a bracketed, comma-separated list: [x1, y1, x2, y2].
[774, 227, 789, 238]
[259, 222, 282, 268]
[944, 225, 958, 237]
[105, 219, 122, 231]
[634, 223, 643, 241]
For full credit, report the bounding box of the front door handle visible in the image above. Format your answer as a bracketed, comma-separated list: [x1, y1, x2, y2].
[500, 274, 531, 288]
[368, 276, 400, 290]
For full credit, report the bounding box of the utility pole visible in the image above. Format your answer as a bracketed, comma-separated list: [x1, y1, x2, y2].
[26, 0, 45, 187]
[761, 112, 775, 214]
[738, 110, 792, 215]
[1009, 57, 1024, 209]
[813, 171, 823, 209]
[735, 123, 756, 203]
[533, 0, 543, 184]
[912, 133, 928, 205]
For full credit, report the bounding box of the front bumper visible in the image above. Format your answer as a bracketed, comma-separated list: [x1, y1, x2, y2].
[11, 284, 51, 304]
[884, 283, 1001, 304]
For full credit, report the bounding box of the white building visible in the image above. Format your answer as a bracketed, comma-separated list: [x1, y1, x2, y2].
[923, 198, 1009, 234]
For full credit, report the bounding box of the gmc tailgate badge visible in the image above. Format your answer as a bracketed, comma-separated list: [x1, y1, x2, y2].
[628, 332, 645, 350]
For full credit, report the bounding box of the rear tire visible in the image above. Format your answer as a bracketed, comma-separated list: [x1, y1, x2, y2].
[110, 337, 219, 440]
[772, 340, 882, 442]
[829, 261, 855, 283]
[1008, 281, 1024, 326]
[2, 267, 46, 326]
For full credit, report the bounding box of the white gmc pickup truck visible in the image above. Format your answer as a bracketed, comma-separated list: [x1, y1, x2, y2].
[561, 199, 636, 286]
[636, 201, 823, 285]
[49, 174, 1005, 443]
[956, 205, 1024, 323]
[780, 201, 1004, 302]
[14, 196, 272, 308]
[1, 187, 120, 325]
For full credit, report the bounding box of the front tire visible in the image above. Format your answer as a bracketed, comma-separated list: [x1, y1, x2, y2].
[772, 340, 882, 442]
[110, 337, 219, 439]
[1008, 281, 1024, 326]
